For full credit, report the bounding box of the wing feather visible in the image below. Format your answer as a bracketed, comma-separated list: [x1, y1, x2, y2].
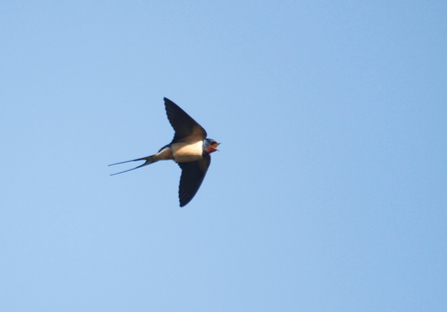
[177, 155, 211, 207]
[164, 98, 207, 143]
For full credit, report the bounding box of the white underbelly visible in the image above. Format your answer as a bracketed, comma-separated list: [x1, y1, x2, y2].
[172, 141, 203, 162]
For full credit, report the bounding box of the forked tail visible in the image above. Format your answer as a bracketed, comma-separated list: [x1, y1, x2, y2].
[109, 155, 156, 176]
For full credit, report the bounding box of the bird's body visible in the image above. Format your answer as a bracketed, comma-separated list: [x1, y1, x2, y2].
[109, 98, 219, 207]
[171, 141, 204, 162]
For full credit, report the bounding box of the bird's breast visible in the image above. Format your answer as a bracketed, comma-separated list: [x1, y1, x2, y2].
[171, 141, 204, 162]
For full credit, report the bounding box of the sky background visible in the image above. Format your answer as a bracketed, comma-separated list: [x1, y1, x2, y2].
[1, 1, 446, 311]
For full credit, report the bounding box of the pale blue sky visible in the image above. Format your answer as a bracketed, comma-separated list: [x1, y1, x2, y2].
[1, 1, 446, 311]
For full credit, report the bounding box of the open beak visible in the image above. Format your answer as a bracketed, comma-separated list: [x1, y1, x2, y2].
[211, 142, 220, 152]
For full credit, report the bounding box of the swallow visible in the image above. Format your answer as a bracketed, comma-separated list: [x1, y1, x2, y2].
[109, 97, 220, 207]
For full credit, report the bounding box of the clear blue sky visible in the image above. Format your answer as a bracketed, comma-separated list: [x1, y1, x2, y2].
[1, 1, 446, 311]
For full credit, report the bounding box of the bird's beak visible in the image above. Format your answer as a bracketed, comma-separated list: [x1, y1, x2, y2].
[211, 142, 220, 152]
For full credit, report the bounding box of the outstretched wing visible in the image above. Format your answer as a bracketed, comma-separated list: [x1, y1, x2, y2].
[164, 97, 207, 143]
[177, 155, 211, 207]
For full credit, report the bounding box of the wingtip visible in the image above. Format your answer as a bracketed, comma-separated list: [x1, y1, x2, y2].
[179, 197, 190, 208]
[179, 198, 187, 207]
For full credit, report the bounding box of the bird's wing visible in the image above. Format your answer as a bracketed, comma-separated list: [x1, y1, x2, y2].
[164, 97, 207, 143]
[177, 155, 211, 207]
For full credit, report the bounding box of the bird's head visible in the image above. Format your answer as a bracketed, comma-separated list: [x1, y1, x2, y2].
[204, 138, 220, 154]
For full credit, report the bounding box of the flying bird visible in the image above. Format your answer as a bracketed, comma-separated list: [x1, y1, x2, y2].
[109, 97, 220, 207]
